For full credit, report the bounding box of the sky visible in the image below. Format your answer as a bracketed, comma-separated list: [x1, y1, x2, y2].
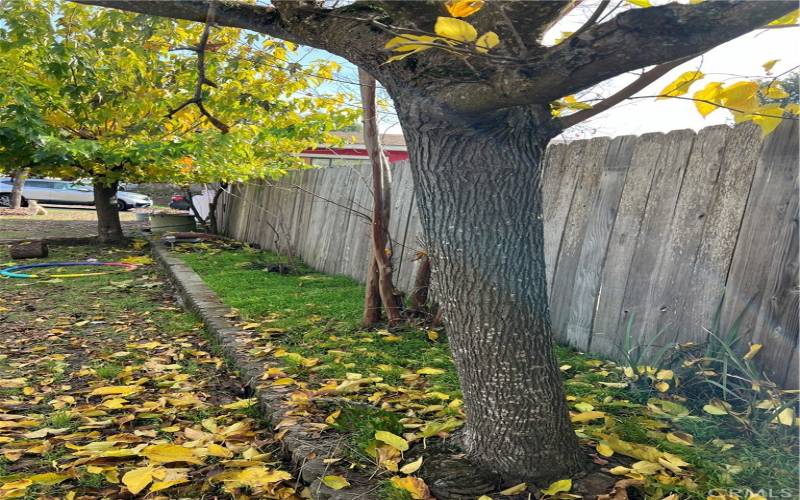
[292, 2, 799, 140]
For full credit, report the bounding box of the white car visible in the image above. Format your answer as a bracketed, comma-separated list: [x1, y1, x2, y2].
[0, 178, 152, 211]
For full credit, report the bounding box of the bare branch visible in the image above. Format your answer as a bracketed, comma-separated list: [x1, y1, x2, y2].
[566, 0, 609, 41]
[457, 0, 797, 113]
[559, 55, 694, 129]
[166, 3, 229, 134]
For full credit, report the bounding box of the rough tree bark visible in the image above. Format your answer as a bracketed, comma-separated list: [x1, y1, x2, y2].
[93, 180, 124, 243]
[360, 68, 402, 326]
[408, 249, 432, 314]
[10, 167, 29, 209]
[399, 103, 584, 479]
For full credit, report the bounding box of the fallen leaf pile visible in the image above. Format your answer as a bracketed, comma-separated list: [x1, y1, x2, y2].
[0, 245, 299, 498]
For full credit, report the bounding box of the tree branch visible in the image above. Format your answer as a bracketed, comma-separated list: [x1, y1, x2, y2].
[463, 0, 797, 112]
[166, 3, 229, 133]
[566, 0, 609, 41]
[558, 55, 694, 129]
[73, 0, 298, 41]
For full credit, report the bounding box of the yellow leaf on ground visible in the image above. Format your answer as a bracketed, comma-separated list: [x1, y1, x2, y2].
[597, 442, 614, 457]
[140, 444, 203, 464]
[743, 343, 763, 361]
[475, 31, 499, 53]
[631, 460, 662, 475]
[500, 482, 528, 495]
[776, 407, 795, 426]
[626, 0, 652, 7]
[122, 467, 153, 495]
[322, 475, 351, 490]
[390, 476, 433, 499]
[654, 381, 670, 393]
[222, 398, 256, 410]
[571, 411, 605, 423]
[375, 430, 410, 451]
[541, 479, 571, 495]
[703, 403, 728, 416]
[89, 385, 142, 397]
[0, 378, 27, 388]
[434, 17, 478, 42]
[400, 456, 424, 474]
[656, 369, 673, 380]
[150, 477, 189, 493]
[416, 367, 445, 375]
[666, 432, 694, 446]
[28, 472, 72, 486]
[207, 443, 234, 458]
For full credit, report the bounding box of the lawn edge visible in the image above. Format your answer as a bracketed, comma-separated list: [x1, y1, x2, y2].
[150, 240, 379, 500]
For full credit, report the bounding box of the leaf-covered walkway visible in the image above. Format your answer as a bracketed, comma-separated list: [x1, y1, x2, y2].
[0, 244, 298, 498]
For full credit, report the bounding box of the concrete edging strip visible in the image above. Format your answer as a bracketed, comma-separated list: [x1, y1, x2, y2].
[150, 241, 378, 499]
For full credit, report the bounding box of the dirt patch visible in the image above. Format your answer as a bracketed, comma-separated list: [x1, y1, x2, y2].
[0, 206, 145, 243]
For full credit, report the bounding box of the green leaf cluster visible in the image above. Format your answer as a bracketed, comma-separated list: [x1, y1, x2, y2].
[0, 0, 360, 185]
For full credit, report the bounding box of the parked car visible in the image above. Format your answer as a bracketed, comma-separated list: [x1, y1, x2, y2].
[0, 178, 152, 211]
[169, 194, 192, 210]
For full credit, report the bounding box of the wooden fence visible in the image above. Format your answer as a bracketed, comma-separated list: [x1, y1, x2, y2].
[217, 121, 799, 387]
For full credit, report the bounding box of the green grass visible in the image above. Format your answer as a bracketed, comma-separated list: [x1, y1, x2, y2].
[46, 410, 74, 429]
[95, 363, 123, 380]
[379, 480, 414, 500]
[180, 248, 461, 398]
[179, 247, 799, 499]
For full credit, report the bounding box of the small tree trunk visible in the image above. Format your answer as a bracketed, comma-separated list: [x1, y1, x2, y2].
[94, 180, 124, 243]
[360, 68, 402, 325]
[10, 167, 29, 209]
[398, 103, 584, 481]
[408, 250, 431, 314]
[185, 188, 205, 225]
[363, 258, 383, 326]
[208, 182, 227, 234]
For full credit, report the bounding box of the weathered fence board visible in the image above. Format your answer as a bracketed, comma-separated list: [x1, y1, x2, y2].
[565, 135, 635, 351]
[217, 122, 799, 387]
[620, 130, 695, 351]
[679, 124, 763, 345]
[590, 133, 668, 354]
[551, 138, 611, 343]
[722, 120, 799, 386]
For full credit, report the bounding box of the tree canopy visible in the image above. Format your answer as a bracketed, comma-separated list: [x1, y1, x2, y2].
[0, 0, 360, 187]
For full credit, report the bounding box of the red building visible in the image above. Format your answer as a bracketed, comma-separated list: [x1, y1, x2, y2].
[300, 131, 408, 167]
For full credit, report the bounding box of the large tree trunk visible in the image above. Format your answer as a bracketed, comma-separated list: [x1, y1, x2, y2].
[10, 167, 29, 209]
[94, 180, 124, 243]
[398, 104, 584, 481]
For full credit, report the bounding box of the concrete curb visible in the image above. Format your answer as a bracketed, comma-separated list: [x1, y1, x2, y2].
[150, 241, 379, 499]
